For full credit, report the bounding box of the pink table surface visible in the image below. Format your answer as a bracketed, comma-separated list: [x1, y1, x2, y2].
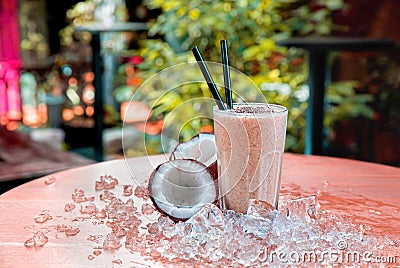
[0, 153, 399, 267]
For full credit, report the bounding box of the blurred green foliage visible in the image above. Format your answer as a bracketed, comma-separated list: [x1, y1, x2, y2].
[59, 0, 96, 47]
[113, 0, 374, 154]
[59, 0, 375, 155]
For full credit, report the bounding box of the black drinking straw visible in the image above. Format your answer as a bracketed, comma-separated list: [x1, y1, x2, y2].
[220, 40, 233, 109]
[191, 46, 226, 110]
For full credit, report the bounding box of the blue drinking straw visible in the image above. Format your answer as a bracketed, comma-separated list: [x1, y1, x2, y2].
[220, 40, 233, 109]
[191, 46, 226, 110]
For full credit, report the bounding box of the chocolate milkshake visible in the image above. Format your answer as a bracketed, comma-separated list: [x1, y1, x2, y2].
[213, 103, 288, 213]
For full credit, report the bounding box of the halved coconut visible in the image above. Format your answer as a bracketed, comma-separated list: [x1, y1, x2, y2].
[148, 159, 217, 220]
[170, 133, 217, 178]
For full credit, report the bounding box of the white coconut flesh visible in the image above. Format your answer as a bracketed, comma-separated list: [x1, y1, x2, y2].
[172, 133, 217, 167]
[150, 159, 216, 219]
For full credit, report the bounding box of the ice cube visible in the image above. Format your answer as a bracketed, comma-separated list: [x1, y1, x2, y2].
[242, 215, 272, 239]
[123, 185, 133, 196]
[103, 174, 118, 189]
[33, 231, 49, 246]
[72, 188, 88, 203]
[123, 198, 137, 214]
[223, 210, 245, 237]
[141, 203, 156, 215]
[234, 244, 262, 266]
[188, 203, 224, 229]
[24, 238, 35, 247]
[183, 204, 224, 245]
[44, 176, 56, 186]
[87, 234, 101, 243]
[99, 190, 115, 201]
[183, 221, 207, 245]
[107, 198, 124, 219]
[95, 178, 104, 191]
[80, 203, 98, 215]
[64, 203, 76, 212]
[65, 227, 80, 236]
[125, 233, 144, 249]
[134, 185, 149, 199]
[112, 225, 127, 238]
[56, 224, 68, 232]
[112, 259, 122, 265]
[34, 210, 53, 223]
[247, 199, 276, 221]
[93, 250, 102, 256]
[95, 209, 107, 219]
[157, 216, 176, 239]
[243, 199, 277, 238]
[158, 215, 175, 226]
[103, 233, 121, 250]
[285, 195, 318, 225]
[146, 222, 159, 235]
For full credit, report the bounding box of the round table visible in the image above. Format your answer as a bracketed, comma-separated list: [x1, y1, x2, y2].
[0, 153, 399, 267]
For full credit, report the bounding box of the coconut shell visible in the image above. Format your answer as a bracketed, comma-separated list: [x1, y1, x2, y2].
[169, 132, 213, 158]
[207, 160, 218, 181]
[147, 158, 219, 222]
[170, 132, 217, 179]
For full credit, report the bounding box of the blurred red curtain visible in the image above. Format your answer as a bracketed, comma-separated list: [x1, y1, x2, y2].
[0, 0, 22, 126]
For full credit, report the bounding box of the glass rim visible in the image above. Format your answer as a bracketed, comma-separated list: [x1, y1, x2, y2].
[213, 103, 288, 115]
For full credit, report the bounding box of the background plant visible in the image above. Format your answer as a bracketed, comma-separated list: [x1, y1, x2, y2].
[113, 0, 374, 154]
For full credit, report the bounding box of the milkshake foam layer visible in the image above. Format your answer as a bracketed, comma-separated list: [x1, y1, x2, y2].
[226, 104, 287, 114]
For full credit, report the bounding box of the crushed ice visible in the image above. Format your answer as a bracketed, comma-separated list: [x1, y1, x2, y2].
[34, 210, 53, 223]
[24, 174, 399, 267]
[44, 175, 56, 186]
[24, 231, 49, 247]
[123, 185, 133, 196]
[140, 195, 398, 266]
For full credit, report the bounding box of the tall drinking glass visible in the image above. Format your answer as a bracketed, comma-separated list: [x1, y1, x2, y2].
[213, 103, 288, 213]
